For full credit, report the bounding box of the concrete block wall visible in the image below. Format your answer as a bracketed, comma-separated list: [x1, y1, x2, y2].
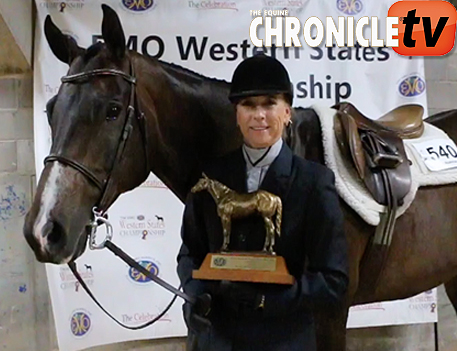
[1, 52, 457, 351]
[0, 75, 39, 351]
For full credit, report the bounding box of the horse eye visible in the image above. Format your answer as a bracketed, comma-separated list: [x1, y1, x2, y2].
[106, 104, 121, 121]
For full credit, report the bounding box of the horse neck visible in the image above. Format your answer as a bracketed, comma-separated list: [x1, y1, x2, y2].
[286, 107, 325, 165]
[207, 180, 230, 203]
[132, 53, 240, 201]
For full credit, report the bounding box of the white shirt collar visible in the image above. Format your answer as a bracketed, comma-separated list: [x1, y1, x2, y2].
[242, 138, 283, 169]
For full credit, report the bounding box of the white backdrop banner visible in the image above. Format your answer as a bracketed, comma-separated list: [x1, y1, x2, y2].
[33, 0, 435, 350]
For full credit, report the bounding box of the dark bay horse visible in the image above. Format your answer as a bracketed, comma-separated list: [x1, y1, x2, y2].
[24, 5, 457, 350]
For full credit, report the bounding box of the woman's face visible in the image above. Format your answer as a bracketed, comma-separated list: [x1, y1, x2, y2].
[236, 94, 291, 149]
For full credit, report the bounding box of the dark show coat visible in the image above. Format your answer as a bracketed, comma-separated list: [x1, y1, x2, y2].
[177, 142, 349, 351]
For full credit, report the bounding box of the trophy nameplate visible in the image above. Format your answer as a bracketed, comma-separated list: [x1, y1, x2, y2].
[190, 174, 295, 285]
[193, 252, 294, 284]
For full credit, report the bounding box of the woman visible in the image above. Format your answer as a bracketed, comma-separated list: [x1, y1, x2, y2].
[177, 54, 349, 351]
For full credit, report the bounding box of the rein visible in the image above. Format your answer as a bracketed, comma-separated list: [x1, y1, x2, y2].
[44, 60, 198, 330]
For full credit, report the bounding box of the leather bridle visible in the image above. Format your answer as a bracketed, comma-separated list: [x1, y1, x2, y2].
[40, 61, 203, 329]
[43, 62, 149, 215]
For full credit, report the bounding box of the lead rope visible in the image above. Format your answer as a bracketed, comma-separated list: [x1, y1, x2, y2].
[68, 260, 179, 330]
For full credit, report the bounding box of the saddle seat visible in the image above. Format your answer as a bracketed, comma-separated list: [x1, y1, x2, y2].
[333, 102, 416, 207]
[377, 104, 424, 139]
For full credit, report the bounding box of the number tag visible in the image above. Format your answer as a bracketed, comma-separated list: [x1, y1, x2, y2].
[411, 138, 457, 171]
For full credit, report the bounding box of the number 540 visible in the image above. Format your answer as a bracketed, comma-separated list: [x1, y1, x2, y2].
[426, 145, 457, 159]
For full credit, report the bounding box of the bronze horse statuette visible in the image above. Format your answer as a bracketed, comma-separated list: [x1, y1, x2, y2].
[23, 4, 457, 350]
[191, 173, 283, 254]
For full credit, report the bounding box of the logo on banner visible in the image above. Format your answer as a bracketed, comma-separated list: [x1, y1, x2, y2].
[121, 311, 172, 325]
[119, 214, 166, 239]
[408, 292, 436, 313]
[337, 0, 363, 15]
[140, 175, 168, 189]
[261, 0, 306, 16]
[122, 0, 156, 12]
[350, 302, 385, 312]
[398, 74, 426, 97]
[389, 1, 457, 56]
[70, 310, 91, 337]
[39, 0, 85, 12]
[59, 265, 94, 291]
[188, 0, 238, 11]
[128, 258, 160, 284]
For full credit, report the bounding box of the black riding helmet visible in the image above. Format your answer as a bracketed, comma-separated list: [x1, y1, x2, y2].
[228, 54, 293, 105]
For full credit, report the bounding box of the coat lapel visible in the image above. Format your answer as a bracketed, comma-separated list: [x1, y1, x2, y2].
[219, 149, 247, 193]
[259, 142, 294, 200]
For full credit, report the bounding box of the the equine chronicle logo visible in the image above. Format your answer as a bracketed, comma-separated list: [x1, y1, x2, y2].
[128, 258, 160, 283]
[337, 0, 362, 15]
[398, 74, 426, 97]
[70, 311, 91, 337]
[389, 1, 457, 56]
[121, 0, 156, 12]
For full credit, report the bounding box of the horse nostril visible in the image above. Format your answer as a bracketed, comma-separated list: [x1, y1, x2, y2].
[43, 220, 66, 248]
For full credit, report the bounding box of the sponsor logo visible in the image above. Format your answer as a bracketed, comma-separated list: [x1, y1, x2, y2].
[121, 311, 172, 324]
[70, 310, 91, 337]
[39, 0, 85, 12]
[337, 0, 362, 15]
[118, 214, 166, 239]
[121, 0, 156, 13]
[398, 74, 426, 97]
[59, 265, 94, 291]
[128, 258, 160, 284]
[389, 1, 457, 56]
[261, 0, 306, 16]
[44, 84, 60, 96]
[408, 292, 436, 312]
[188, 0, 238, 11]
[140, 175, 168, 189]
[350, 302, 385, 311]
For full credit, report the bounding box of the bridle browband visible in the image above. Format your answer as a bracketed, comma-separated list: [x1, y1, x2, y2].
[44, 61, 149, 214]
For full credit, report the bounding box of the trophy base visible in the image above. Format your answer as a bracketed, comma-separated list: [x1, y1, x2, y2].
[192, 252, 294, 285]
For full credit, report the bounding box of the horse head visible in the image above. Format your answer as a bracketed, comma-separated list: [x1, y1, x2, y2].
[23, 5, 150, 264]
[191, 173, 211, 194]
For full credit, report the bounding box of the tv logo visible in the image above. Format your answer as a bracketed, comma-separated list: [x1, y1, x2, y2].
[389, 1, 457, 56]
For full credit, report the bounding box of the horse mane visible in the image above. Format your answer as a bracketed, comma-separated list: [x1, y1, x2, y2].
[158, 60, 230, 86]
[425, 109, 457, 123]
[211, 178, 231, 193]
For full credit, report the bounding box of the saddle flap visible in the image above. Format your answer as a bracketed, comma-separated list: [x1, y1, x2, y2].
[334, 111, 366, 178]
[333, 104, 412, 206]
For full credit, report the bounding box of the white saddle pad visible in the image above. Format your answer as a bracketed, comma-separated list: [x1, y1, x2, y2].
[312, 104, 457, 226]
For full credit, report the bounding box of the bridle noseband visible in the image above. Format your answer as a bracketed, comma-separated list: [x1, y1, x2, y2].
[43, 61, 149, 214]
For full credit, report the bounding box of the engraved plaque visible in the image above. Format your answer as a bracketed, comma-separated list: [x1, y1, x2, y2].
[210, 254, 276, 271]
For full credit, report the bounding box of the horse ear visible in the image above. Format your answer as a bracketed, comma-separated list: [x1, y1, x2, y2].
[202, 172, 208, 178]
[101, 4, 126, 60]
[44, 15, 83, 64]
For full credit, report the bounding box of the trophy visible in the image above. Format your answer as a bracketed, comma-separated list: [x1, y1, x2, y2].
[191, 174, 294, 285]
